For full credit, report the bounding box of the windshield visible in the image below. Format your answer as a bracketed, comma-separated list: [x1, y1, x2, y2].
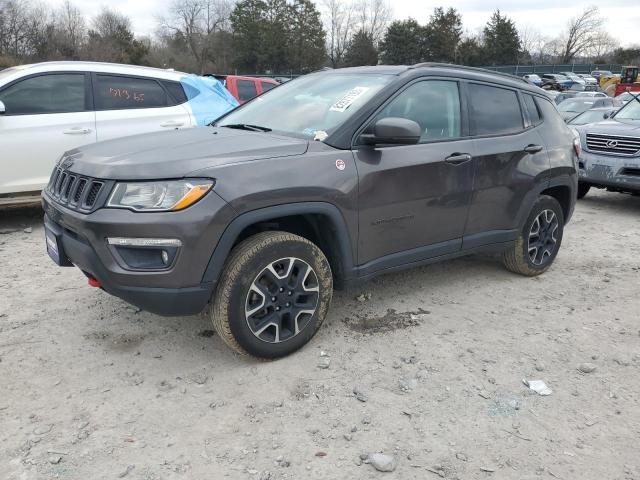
[614, 97, 640, 121]
[569, 109, 609, 125]
[217, 73, 393, 139]
[558, 99, 595, 113]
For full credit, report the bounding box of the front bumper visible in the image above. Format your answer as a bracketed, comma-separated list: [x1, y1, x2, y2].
[578, 150, 640, 192]
[42, 189, 235, 316]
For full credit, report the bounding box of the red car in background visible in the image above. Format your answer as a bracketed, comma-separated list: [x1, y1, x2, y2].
[208, 75, 279, 104]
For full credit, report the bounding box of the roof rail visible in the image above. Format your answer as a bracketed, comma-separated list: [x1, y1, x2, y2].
[410, 62, 528, 84]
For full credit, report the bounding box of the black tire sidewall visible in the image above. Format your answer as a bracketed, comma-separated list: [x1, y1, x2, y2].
[520, 196, 565, 272]
[225, 238, 332, 359]
[577, 183, 590, 199]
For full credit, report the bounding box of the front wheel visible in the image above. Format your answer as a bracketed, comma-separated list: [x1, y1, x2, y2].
[503, 195, 565, 276]
[210, 231, 333, 359]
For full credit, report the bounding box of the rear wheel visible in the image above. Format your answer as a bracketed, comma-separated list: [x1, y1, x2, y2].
[577, 183, 590, 199]
[503, 195, 565, 276]
[210, 231, 333, 359]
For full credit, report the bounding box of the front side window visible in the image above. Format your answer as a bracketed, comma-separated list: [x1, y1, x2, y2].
[95, 75, 168, 110]
[218, 73, 393, 139]
[372, 80, 461, 142]
[0, 74, 86, 115]
[468, 83, 523, 135]
[237, 80, 258, 101]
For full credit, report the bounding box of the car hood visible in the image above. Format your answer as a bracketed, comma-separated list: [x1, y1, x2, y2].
[64, 127, 309, 180]
[578, 119, 640, 135]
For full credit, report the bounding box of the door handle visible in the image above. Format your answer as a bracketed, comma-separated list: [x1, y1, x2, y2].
[160, 120, 184, 128]
[444, 153, 472, 165]
[63, 127, 91, 135]
[524, 144, 543, 154]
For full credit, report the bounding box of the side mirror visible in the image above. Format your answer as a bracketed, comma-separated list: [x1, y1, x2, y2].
[360, 117, 421, 146]
[603, 112, 610, 119]
[0, 100, 5, 115]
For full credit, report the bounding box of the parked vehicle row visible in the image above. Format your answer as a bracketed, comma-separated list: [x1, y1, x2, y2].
[524, 72, 599, 92]
[42, 63, 578, 358]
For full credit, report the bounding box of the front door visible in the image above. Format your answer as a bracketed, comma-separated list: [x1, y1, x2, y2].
[354, 79, 475, 268]
[0, 72, 95, 195]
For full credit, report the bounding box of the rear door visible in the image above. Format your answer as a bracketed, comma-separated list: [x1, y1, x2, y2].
[463, 83, 550, 247]
[0, 72, 95, 195]
[93, 73, 192, 142]
[355, 79, 475, 266]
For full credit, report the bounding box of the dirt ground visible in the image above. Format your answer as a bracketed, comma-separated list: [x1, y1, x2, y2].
[1, 189, 639, 480]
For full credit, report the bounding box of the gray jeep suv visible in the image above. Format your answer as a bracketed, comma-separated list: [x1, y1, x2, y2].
[42, 64, 578, 358]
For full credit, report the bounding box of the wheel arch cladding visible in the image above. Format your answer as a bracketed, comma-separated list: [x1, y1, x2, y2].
[202, 202, 355, 287]
[540, 184, 573, 222]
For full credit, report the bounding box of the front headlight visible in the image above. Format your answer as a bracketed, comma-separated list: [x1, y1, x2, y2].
[107, 179, 214, 212]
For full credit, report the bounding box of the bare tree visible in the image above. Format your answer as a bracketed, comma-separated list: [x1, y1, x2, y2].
[161, 0, 233, 74]
[55, 0, 86, 57]
[354, 0, 391, 46]
[0, 0, 32, 58]
[322, 0, 355, 68]
[586, 31, 619, 60]
[559, 6, 606, 63]
[518, 24, 545, 62]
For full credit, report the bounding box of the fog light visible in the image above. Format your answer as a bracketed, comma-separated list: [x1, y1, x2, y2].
[161, 250, 169, 265]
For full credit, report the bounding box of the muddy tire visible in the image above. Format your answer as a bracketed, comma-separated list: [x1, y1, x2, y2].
[210, 231, 333, 359]
[503, 195, 564, 276]
[577, 183, 590, 199]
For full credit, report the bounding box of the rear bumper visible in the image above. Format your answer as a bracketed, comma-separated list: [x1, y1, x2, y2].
[42, 189, 235, 316]
[578, 150, 640, 192]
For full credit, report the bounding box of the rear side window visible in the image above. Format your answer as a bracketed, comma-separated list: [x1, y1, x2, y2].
[95, 75, 168, 110]
[468, 83, 523, 136]
[162, 80, 188, 104]
[261, 81, 276, 92]
[237, 80, 258, 101]
[0, 73, 86, 115]
[522, 94, 542, 126]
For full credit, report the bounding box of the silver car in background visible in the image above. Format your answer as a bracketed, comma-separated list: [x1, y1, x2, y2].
[573, 97, 640, 198]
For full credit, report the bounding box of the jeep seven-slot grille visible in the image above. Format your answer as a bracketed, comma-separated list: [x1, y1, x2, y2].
[586, 133, 640, 156]
[47, 166, 105, 211]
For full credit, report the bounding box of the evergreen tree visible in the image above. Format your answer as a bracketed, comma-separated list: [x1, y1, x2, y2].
[287, 0, 326, 73]
[483, 9, 520, 65]
[343, 29, 378, 67]
[424, 7, 462, 63]
[379, 19, 426, 65]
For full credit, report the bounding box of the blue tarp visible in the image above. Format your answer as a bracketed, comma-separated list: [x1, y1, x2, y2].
[180, 75, 239, 126]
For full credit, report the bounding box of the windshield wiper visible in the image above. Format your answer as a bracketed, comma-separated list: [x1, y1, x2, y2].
[221, 123, 272, 132]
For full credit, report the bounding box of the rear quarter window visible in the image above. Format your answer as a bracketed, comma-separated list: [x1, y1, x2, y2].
[468, 83, 524, 136]
[162, 80, 188, 105]
[522, 93, 542, 126]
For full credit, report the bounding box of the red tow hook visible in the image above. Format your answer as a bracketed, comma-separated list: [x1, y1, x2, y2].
[87, 276, 102, 288]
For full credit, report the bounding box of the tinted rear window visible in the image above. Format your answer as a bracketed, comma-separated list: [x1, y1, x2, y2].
[237, 80, 258, 101]
[95, 75, 168, 110]
[468, 83, 523, 136]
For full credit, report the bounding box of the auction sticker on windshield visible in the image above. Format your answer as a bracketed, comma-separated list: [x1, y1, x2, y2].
[330, 87, 370, 112]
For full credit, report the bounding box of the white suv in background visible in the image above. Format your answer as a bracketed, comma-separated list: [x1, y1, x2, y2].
[0, 61, 236, 206]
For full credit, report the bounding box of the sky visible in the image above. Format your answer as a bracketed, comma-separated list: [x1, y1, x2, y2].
[47, 0, 640, 47]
